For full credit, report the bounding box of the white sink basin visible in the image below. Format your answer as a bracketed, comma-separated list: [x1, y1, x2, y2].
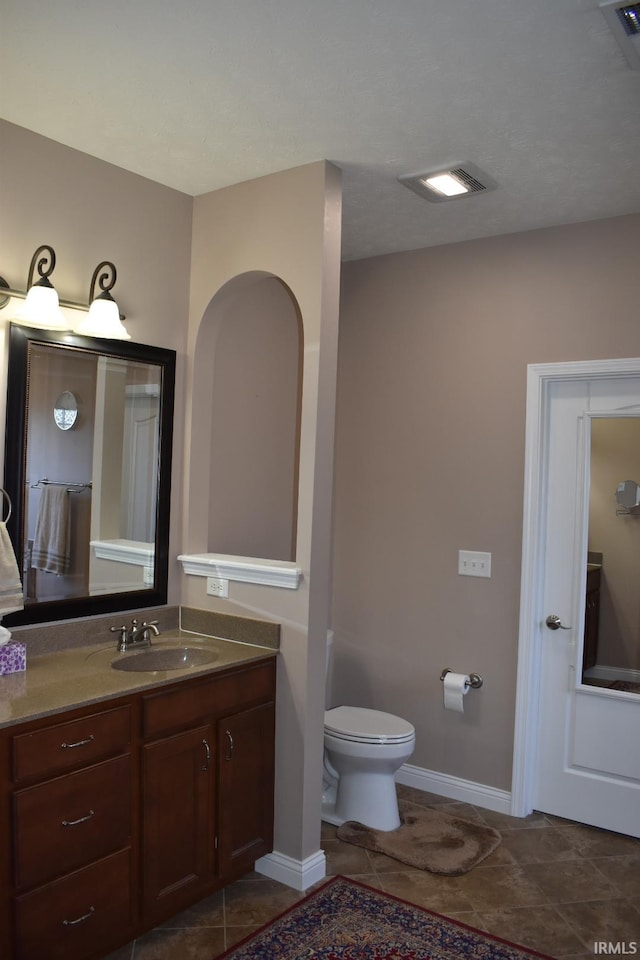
[111, 646, 219, 672]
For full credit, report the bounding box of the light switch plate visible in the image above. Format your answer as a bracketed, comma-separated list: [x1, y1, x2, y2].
[458, 550, 491, 578]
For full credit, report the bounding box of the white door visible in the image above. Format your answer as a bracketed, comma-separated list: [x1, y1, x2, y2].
[121, 392, 159, 543]
[514, 361, 640, 838]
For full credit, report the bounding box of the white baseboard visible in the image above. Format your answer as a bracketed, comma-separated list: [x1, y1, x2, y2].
[257, 764, 514, 891]
[254, 849, 326, 892]
[396, 762, 513, 815]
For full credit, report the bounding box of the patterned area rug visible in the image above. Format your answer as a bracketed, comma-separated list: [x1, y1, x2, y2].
[337, 800, 501, 875]
[219, 876, 553, 959]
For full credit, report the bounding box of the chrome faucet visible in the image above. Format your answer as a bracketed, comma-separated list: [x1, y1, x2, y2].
[110, 618, 160, 652]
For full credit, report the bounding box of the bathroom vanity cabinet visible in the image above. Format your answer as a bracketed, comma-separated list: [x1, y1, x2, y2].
[9, 705, 133, 960]
[141, 662, 275, 924]
[0, 657, 276, 960]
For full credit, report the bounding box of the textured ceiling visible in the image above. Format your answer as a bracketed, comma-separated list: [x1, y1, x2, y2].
[2, 0, 639, 260]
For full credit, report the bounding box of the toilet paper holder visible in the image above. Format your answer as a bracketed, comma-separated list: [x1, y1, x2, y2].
[440, 667, 483, 690]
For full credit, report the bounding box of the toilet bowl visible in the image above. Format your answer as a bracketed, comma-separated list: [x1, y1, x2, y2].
[322, 705, 415, 831]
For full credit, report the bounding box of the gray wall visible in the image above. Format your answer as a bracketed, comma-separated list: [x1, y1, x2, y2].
[3, 117, 640, 814]
[0, 119, 193, 607]
[332, 212, 640, 792]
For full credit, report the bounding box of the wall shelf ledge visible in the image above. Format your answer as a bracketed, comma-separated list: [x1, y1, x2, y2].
[178, 553, 302, 589]
[91, 539, 155, 566]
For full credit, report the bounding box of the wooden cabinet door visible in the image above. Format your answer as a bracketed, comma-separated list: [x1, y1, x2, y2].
[142, 724, 214, 921]
[217, 702, 275, 878]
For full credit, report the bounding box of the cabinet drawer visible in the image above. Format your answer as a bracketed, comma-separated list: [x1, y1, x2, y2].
[13, 705, 131, 783]
[14, 755, 131, 890]
[15, 848, 131, 960]
[143, 660, 275, 738]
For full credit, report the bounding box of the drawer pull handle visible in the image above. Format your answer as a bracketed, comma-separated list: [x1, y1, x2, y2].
[202, 738, 211, 772]
[225, 730, 234, 762]
[62, 905, 95, 927]
[61, 734, 95, 750]
[62, 809, 95, 827]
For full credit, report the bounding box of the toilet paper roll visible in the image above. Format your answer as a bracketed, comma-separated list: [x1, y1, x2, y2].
[443, 672, 470, 712]
[0, 626, 11, 647]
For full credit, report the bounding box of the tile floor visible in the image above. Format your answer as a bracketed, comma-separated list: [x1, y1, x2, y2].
[106, 786, 640, 959]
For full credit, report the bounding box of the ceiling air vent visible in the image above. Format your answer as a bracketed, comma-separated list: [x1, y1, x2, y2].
[398, 163, 497, 203]
[600, 1, 640, 69]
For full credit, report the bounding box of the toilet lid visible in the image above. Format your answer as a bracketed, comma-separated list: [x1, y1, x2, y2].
[324, 706, 415, 744]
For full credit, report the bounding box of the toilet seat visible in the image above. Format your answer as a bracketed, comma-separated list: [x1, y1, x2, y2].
[324, 706, 415, 745]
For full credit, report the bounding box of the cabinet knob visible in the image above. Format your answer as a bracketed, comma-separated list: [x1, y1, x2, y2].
[225, 730, 234, 762]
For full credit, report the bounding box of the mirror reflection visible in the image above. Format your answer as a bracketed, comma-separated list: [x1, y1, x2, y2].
[53, 391, 78, 431]
[582, 416, 640, 695]
[3, 324, 175, 626]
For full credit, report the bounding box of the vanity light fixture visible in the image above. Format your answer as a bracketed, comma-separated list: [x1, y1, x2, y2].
[1, 245, 68, 330]
[0, 247, 130, 339]
[398, 163, 497, 203]
[74, 261, 130, 340]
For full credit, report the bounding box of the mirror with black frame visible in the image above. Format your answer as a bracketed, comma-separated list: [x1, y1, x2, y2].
[2, 323, 175, 626]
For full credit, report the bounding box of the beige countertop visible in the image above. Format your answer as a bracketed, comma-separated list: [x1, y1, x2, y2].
[0, 632, 277, 730]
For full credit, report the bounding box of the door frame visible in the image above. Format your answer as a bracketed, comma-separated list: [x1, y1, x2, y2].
[511, 356, 640, 818]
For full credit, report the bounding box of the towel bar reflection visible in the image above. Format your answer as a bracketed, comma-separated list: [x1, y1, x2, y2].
[1, 488, 11, 522]
[29, 478, 92, 493]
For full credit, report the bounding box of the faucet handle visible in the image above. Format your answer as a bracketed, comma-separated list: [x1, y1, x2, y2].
[109, 625, 127, 650]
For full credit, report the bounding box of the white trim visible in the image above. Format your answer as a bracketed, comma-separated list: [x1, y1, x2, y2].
[254, 849, 326, 891]
[585, 665, 640, 684]
[396, 763, 512, 815]
[512, 357, 640, 819]
[125, 383, 160, 398]
[178, 553, 302, 589]
[91, 539, 154, 567]
[89, 582, 146, 596]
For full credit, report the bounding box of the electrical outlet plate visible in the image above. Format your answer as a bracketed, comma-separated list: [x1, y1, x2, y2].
[458, 550, 492, 578]
[206, 576, 229, 597]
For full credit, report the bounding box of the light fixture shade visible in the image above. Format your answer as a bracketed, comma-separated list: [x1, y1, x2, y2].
[14, 282, 69, 331]
[75, 296, 131, 340]
[74, 260, 130, 339]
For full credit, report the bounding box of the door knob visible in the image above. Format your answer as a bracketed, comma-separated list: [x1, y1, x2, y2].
[545, 614, 572, 631]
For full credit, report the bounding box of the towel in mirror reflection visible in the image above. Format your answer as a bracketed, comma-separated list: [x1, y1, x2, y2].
[32, 485, 71, 575]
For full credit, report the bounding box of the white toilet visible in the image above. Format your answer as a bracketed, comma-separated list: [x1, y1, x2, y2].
[322, 705, 416, 831]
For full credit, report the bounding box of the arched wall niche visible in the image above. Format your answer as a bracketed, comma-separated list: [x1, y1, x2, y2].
[189, 270, 303, 563]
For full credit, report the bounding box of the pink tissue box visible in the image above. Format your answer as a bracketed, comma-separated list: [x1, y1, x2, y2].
[0, 641, 27, 675]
